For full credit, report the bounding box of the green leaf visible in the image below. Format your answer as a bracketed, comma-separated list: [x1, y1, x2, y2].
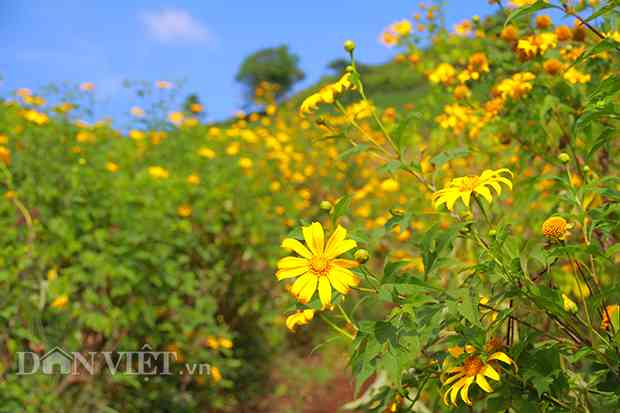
[504, 1, 559, 27]
[430, 147, 469, 168]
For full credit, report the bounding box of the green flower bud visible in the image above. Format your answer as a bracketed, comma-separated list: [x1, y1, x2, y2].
[558, 153, 570, 163]
[354, 249, 369, 264]
[390, 208, 405, 217]
[344, 40, 356, 53]
[320, 200, 333, 211]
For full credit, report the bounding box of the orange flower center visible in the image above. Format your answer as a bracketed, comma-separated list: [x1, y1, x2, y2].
[463, 356, 484, 377]
[309, 256, 329, 275]
[542, 217, 567, 238]
[459, 176, 479, 193]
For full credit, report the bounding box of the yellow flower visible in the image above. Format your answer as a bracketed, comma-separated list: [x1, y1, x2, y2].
[168, 111, 184, 126]
[129, 129, 144, 140]
[602, 305, 620, 330]
[218, 338, 233, 349]
[442, 352, 515, 406]
[187, 174, 201, 185]
[391, 19, 412, 36]
[80, 82, 95, 91]
[51, 294, 69, 309]
[563, 68, 591, 84]
[177, 204, 192, 218]
[432, 169, 513, 211]
[277, 222, 360, 307]
[106, 162, 119, 172]
[542, 216, 571, 241]
[562, 294, 578, 313]
[205, 336, 219, 349]
[156, 80, 173, 89]
[285, 309, 315, 331]
[210, 366, 222, 383]
[239, 157, 253, 169]
[130, 106, 145, 117]
[299, 74, 355, 116]
[190, 103, 203, 113]
[496, 72, 535, 100]
[429, 63, 456, 85]
[380, 178, 400, 192]
[0, 147, 11, 165]
[198, 147, 216, 159]
[148, 166, 169, 179]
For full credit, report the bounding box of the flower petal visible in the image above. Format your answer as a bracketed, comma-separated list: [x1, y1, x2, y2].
[443, 372, 465, 386]
[276, 266, 308, 280]
[325, 225, 347, 257]
[476, 373, 493, 393]
[318, 277, 332, 307]
[482, 364, 500, 381]
[474, 185, 493, 203]
[297, 275, 318, 303]
[302, 222, 324, 256]
[460, 377, 475, 405]
[281, 238, 312, 259]
[325, 239, 357, 259]
[329, 266, 360, 288]
[488, 352, 515, 367]
[330, 258, 359, 269]
[277, 256, 309, 269]
[291, 273, 313, 296]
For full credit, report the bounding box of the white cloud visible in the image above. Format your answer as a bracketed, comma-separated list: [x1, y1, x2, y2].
[140, 8, 211, 44]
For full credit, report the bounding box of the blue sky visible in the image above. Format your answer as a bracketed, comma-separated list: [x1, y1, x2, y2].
[0, 1, 498, 122]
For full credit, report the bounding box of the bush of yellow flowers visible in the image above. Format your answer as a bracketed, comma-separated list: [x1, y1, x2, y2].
[278, 1, 620, 412]
[0, 0, 618, 412]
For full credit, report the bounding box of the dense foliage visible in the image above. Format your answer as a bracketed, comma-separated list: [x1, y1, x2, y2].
[0, 0, 618, 412]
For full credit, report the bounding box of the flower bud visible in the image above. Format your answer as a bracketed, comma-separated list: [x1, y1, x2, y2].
[344, 40, 356, 53]
[354, 249, 369, 264]
[390, 208, 405, 217]
[320, 200, 333, 211]
[558, 153, 570, 163]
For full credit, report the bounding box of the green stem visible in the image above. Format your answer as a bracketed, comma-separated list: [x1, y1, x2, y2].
[319, 314, 354, 340]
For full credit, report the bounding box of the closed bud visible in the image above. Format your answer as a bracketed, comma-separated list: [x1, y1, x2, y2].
[390, 208, 405, 217]
[558, 152, 570, 163]
[344, 40, 356, 53]
[320, 200, 333, 211]
[354, 249, 369, 264]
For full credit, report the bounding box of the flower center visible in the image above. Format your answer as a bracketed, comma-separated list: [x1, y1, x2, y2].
[459, 176, 479, 193]
[463, 356, 484, 377]
[309, 256, 329, 275]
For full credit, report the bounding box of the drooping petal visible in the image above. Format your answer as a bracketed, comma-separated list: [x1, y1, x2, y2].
[318, 276, 332, 307]
[450, 377, 468, 405]
[302, 222, 325, 256]
[488, 180, 502, 195]
[488, 352, 515, 367]
[276, 266, 308, 280]
[474, 185, 493, 203]
[460, 376, 475, 405]
[325, 239, 357, 259]
[476, 373, 493, 393]
[461, 190, 472, 208]
[325, 225, 347, 257]
[297, 275, 318, 303]
[281, 238, 312, 259]
[447, 191, 462, 211]
[443, 372, 465, 386]
[482, 364, 500, 381]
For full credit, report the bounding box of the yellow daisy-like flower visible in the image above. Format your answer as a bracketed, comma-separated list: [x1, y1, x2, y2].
[432, 169, 513, 211]
[285, 309, 315, 331]
[276, 222, 360, 307]
[442, 352, 515, 406]
[542, 216, 572, 241]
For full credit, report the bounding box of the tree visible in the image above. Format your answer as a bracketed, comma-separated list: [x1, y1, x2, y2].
[235, 45, 305, 102]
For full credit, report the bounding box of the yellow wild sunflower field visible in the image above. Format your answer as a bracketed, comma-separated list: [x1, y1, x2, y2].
[1, 0, 619, 412]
